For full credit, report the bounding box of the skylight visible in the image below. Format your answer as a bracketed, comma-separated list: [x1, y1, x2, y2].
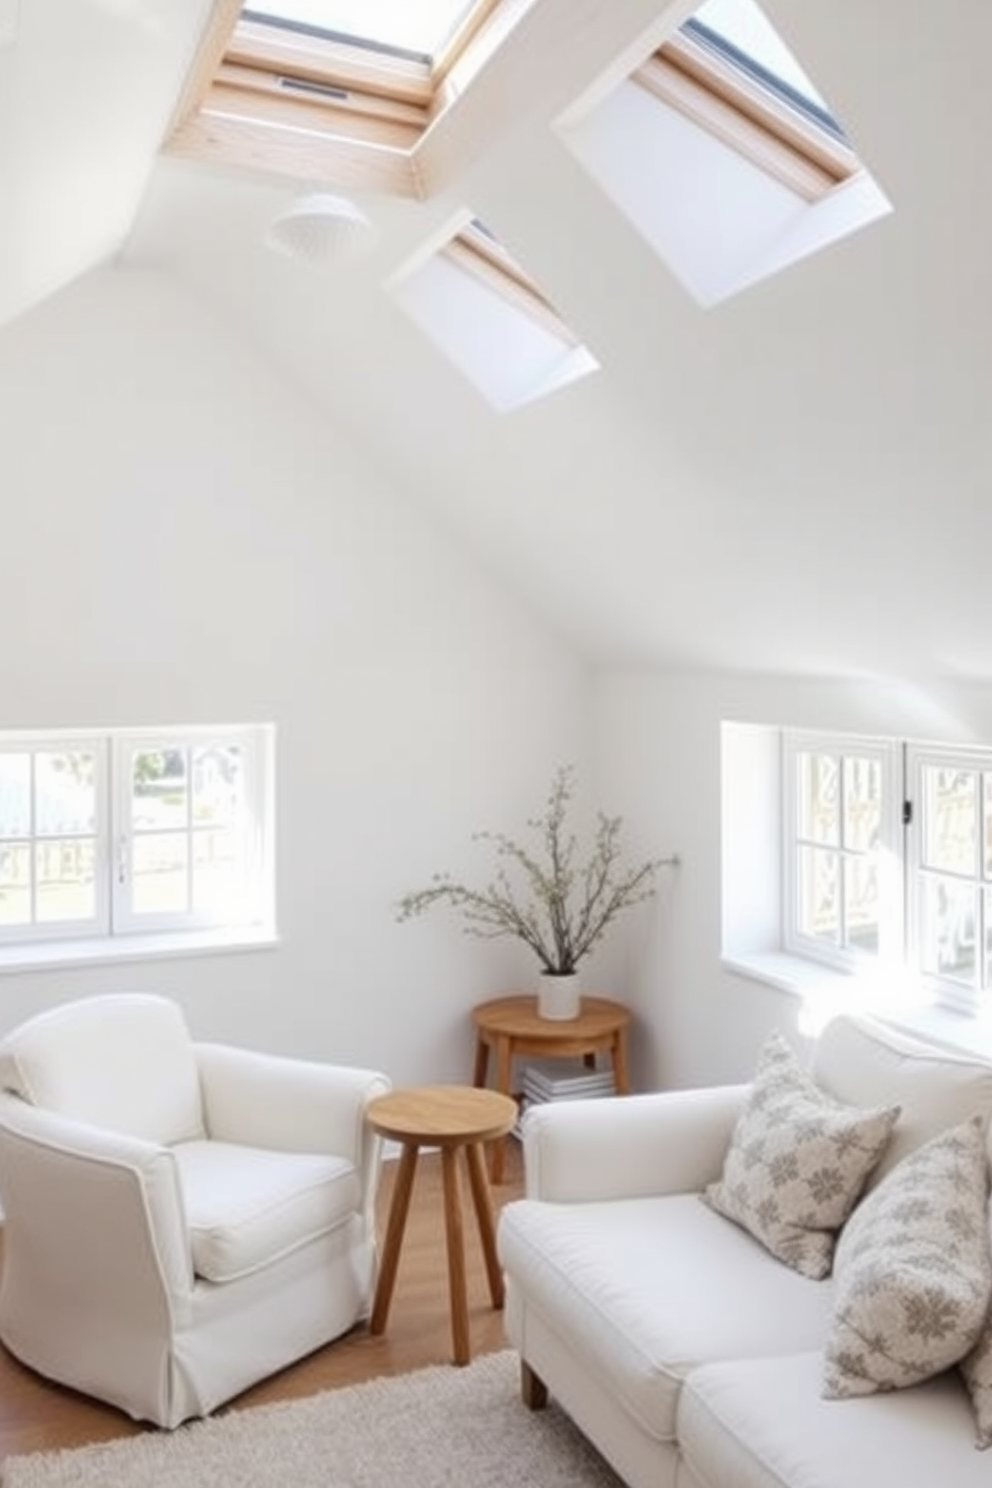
[241, 0, 476, 61]
[391, 217, 598, 413]
[168, 0, 509, 197]
[556, 0, 890, 307]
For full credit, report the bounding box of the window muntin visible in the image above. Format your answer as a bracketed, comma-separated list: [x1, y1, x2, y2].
[0, 726, 271, 950]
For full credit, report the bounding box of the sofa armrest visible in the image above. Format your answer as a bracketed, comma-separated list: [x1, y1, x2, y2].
[522, 1085, 747, 1203]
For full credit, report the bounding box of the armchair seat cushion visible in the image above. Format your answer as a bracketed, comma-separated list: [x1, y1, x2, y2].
[499, 1192, 834, 1443]
[175, 1141, 360, 1283]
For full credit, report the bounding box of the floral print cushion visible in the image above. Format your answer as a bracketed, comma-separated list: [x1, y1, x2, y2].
[824, 1115, 992, 1399]
[704, 1031, 900, 1280]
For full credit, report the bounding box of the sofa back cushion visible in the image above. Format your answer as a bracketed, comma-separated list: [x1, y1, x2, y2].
[0, 993, 204, 1145]
[813, 1014, 992, 1182]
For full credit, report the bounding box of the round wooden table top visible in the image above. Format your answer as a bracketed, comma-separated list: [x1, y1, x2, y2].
[472, 994, 631, 1040]
[366, 1085, 518, 1146]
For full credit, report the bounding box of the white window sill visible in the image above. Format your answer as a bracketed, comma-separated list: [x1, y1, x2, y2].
[0, 924, 280, 975]
[722, 951, 992, 1064]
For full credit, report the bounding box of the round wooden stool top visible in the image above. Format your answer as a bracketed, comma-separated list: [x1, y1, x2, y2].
[367, 1084, 517, 1147]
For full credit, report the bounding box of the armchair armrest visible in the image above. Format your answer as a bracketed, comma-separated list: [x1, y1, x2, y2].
[522, 1085, 747, 1203]
[0, 1093, 193, 1314]
[195, 1044, 390, 1195]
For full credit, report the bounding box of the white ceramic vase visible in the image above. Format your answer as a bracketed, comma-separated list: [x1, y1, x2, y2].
[537, 972, 581, 1021]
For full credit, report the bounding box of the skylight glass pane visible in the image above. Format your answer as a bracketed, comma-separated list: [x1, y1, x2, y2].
[687, 0, 840, 132]
[243, 0, 475, 58]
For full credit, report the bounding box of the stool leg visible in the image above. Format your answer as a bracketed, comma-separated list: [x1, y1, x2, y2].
[442, 1145, 470, 1366]
[370, 1142, 419, 1336]
[465, 1140, 504, 1308]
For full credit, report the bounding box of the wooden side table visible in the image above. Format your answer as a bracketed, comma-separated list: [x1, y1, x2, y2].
[366, 1084, 517, 1366]
[472, 994, 631, 1184]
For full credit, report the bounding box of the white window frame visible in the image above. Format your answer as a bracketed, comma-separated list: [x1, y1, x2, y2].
[782, 729, 903, 975]
[0, 724, 274, 965]
[905, 743, 992, 1018]
[0, 734, 111, 945]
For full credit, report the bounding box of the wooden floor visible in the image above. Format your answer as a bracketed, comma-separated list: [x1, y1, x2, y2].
[0, 1140, 526, 1464]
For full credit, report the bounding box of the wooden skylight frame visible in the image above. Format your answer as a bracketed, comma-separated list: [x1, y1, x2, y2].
[166, 0, 520, 197]
[636, 25, 862, 203]
[442, 221, 580, 347]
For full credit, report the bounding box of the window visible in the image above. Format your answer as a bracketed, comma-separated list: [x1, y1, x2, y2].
[0, 725, 273, 959]
[166, 0, 515, 195]
[557, 0, 890, 307]
[782, 731, 902, 973]
[780, 730, 992, 1016]
[390, 215, 598, 411]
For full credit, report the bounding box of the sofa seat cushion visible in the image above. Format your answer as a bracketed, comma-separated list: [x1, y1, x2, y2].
[174, 1140, 360, 1282]
[679, 1351, 986, 1488]
[498, 1193, 834, 1443]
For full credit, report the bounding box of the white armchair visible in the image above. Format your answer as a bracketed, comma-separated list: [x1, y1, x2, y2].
[0, 993, 390, 1427]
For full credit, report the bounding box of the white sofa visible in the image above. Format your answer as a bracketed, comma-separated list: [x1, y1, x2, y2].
[498, 1013, 992, 1488]
[0, 994, 390, 1427]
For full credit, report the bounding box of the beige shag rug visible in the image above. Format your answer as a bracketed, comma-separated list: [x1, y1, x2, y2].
[2, 1351, 624, 1488]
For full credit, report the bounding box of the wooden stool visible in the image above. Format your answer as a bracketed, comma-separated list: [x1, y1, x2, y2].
[366, 1084, 517, 1366]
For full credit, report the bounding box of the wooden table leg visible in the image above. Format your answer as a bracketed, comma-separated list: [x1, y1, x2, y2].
[472, 1034, 489, 1088]
[370, 1141, 419, 1336]
[489, 1034, 514, 1184]
[612, 1026, 631, 1096]
[465, 1140, 504, 1309]
[441, 1145, 470, 1365]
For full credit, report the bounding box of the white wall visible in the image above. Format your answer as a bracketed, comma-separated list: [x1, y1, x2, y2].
[0, 265, 590, 1084]
[595, 670, 992, 1093]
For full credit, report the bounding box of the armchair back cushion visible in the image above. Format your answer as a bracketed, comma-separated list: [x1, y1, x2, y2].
[812, 1014, 992, 1183]
[0, 993, 204, 1145]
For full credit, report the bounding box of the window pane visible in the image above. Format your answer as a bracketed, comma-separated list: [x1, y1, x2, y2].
[798, 845, 839, 944]
[132, 833, 189, 914]
[0, 755, 30, 838]
[843, 757, 880, 852]
[0, 844, 30, 925]
[845, 857, 878, 954]
[36, 751, 97, 836]
[923, 766, 976, 875]
[132, 750, 188, 832]
[921, 875, 976, 982]
[798, 753, 838, 845]
[193, 746, 243, 827]
[35, 840, 96, 922]
[192, 829, 241, 914]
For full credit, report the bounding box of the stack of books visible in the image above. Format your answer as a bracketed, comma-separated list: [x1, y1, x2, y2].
[514, 1058, 616, 1136]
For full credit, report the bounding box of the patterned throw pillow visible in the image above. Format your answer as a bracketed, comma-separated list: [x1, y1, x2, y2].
[823, 1115, 992, 1400]
[704, 1031, 900, 1280]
